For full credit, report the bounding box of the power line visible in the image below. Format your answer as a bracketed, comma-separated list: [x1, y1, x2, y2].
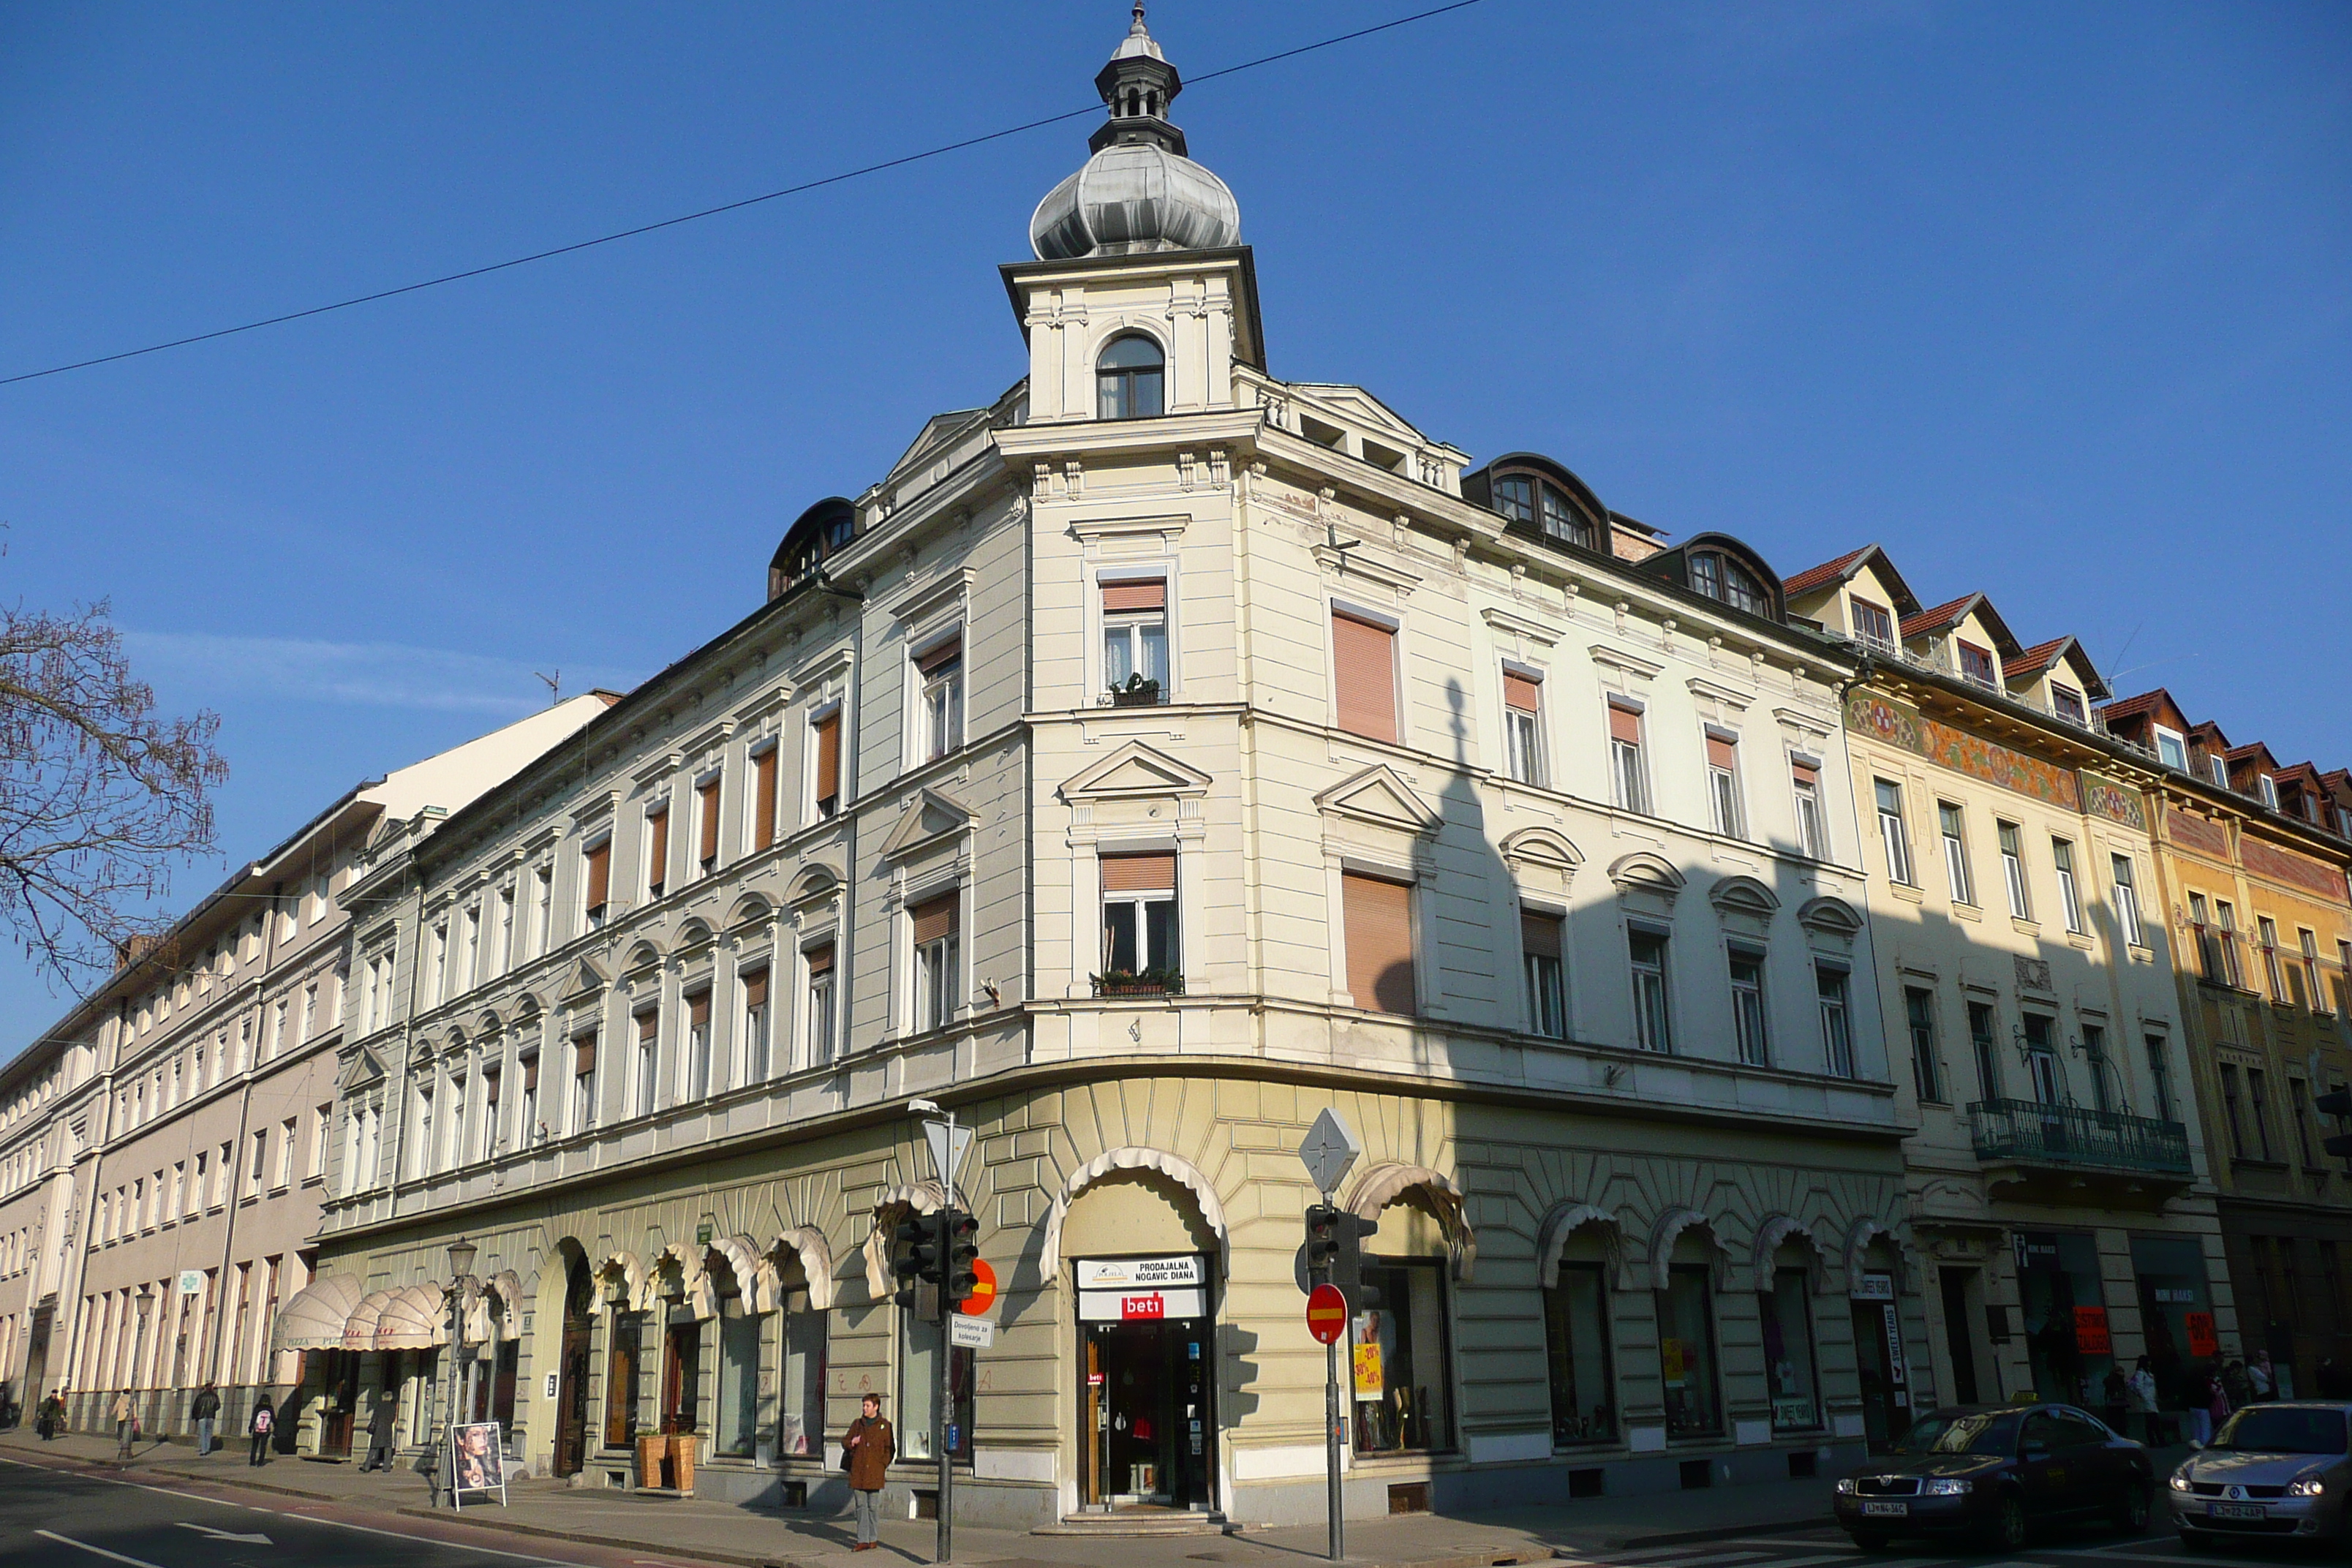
[1, 1, 1490, 389]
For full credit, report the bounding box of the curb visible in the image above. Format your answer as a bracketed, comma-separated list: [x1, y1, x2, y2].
[1552, 1515, 1830, 1552]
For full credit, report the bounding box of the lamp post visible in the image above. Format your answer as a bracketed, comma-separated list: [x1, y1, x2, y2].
[443, 1237, 477, 1504]
[133, 1284, 154, 1439]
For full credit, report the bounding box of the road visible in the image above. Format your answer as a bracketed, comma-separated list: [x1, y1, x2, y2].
[0, 1454, 691, 1568]
[1567, 1525, 2304, 1568]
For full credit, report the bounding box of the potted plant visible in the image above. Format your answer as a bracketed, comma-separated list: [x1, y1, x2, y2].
[1107, 672, 1163, 707]
[667, 1423, 696, 1495]
[1090, 968, 1184, 998]
[636, 1427, 666, 1489]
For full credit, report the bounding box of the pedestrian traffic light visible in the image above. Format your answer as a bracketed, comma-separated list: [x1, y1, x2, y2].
[944, 1209, 981, 1307]
[1303, 1203, 1341, 1275]
[892, 1210, 942, 1310]
[1333, 1212, 1382, 1313]
[2318, 1086, 2352, 1158]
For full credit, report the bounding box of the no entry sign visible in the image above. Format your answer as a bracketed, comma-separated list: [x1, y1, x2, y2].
[960, 1257, 998, 1316]
[1306, 1282, 1347, 1345]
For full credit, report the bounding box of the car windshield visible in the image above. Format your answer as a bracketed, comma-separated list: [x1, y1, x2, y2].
[1899, 1411, 2021, 1455]
[2209, 1409, 2350, 1455]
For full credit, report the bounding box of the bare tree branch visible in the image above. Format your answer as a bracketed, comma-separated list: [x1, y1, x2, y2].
[0, 549, 228, 989]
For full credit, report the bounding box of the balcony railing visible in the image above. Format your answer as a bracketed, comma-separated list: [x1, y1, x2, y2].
[1968, 1098, 2192, 1178]
[1092, 971, 1183, 999]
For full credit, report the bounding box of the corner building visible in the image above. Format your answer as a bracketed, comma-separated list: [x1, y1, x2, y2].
[296, 15, 1924, 1528]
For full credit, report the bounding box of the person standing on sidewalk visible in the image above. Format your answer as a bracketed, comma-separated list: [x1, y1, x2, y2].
[2127, 1356, 2161, 1447]
[111, 1391, 136, 1460]
[37, 1388, 66, 1441]
[358, 1393, 396, 1472]
[247, 1395, 275, 1466]
[843, 1393, 894, 1553]
[190, 1384, 220, 1457]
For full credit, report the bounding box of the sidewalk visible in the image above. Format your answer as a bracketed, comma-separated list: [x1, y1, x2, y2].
[1, 1428, 1835, 1567]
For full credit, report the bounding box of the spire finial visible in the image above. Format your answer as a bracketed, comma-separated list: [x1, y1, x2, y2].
[1131, 3, 1147, 34]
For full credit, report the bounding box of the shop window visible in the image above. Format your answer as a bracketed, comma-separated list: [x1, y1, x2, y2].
[1760, 1264, 1822, 1431]
[715, 1305, 759, 1458]
[2016, 1232, 2111, 1403]
[1543, 1261, 1614, 1444]
[778, 1293, 829, 1460]
[1352, 1257, 1453, 1454]
[605, 1311, 644, 1447]
[1656, 1264, 1721, 1439]
[899, 1313, 973, 1461]
[662, 1316, 701, 1434]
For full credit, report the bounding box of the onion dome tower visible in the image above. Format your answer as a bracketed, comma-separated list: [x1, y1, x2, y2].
[1030, 5, 1243, 261]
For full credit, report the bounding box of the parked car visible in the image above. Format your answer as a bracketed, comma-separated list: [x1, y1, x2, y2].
[1834, 1403, 2154, 1552]
[2168, 1401, 2352, 1550]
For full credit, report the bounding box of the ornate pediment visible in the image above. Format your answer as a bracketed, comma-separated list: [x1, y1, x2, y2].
[336, 1045, 386, 1093]
[1058, 742, 1213, 804]
[1315, 765, 1442, 837]
[562, 954, 610, 1001]
[878, 788, 976, 862]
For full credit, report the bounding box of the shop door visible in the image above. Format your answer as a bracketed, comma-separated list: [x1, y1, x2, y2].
[1075, 1255, 1214, 1513]
[321, 1351, 360, 1455]
[554, 1327, 592, 1477]
[662, 1319, 701, 1436]
[1850, 1277, 1909, 1451]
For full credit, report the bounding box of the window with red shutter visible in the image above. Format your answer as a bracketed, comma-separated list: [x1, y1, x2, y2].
[1341, 871, 1417, 1016]
[1332, 613, 1399, 743]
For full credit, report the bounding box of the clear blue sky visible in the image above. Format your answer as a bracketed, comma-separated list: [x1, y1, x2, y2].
[2, 1, 2345, 1049]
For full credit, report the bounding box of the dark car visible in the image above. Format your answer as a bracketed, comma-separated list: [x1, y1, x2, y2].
[1833, 1403, 2155, 1552]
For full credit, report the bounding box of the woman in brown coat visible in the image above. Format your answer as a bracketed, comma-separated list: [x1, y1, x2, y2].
[843, 1394, 894, 1551]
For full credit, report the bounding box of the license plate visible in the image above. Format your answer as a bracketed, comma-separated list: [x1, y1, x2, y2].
[1862, 1500, 1909, 1516]
[2210, 1504, 2266, 1520]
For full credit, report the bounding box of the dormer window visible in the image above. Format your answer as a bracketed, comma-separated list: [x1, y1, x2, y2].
[1492, 474, 1597, 550]
[2153, 726, 2188, 772]
[2259, 774, 2280, 810]
[1957, 641, 1997, 688]
[2209, 754, 2229, 788]
[1493, 475, 1534, 526]
[1851, 599, 1896, 652]
[1538, 486, 1596, 550]
[1096, 334, 1164, 421]
[1689, 551, 1768, 616]
[2051, 685, 2087, 725]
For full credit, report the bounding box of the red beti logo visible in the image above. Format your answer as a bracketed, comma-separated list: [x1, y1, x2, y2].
[1120, 1293, 1165, 1321]
[959, 1257, 998, 1316]
[1306, 1282, 1347, 1344]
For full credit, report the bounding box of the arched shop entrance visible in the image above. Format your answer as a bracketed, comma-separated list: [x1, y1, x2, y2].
[1056, 1158, 1223, 1515]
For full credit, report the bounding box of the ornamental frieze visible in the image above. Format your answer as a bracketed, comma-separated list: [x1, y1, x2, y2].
[2242, 835, 2348, 902]
[1845, 689, 2081, 811]
[2079, 772, 2149, 832]
[2166, 810, 2231, 859]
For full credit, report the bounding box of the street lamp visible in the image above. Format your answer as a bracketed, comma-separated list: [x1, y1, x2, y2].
[442, 1237, 477, 1504]
[133, 1284, 154, 1436]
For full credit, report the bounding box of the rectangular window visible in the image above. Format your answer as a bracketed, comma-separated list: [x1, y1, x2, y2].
[753, 742, 783, 846]
[696, 777, 722, 876]
[1341, 871, 1417, 1016]
[495, 886, 514, 976]
[2023, 1013, 2061, 1104]
[2145, 1035, 2174, 1123]
[2247, 1067, 2275, 1160]
[1628, 927, 1671, 1052]
[248, 1131, 266, 1197]
[2260, 774, 2280, 810]
[571, 1032, 598, 1131]
[2220, 1063, 2246, 1158]
[1502, 668, 1543, 785]
[911, 892, 960, 1033]
[804, 946, 836, 1066]
[583, 839, 611, 929]
[1791, 758, 1826, 860]
[1331, 612, 1399, 745]
[276, 1117, 296, 1187]
[682, 990, 712, 1100]
[1904, 987, 1942, 1104]
[2292, 1079, 2318, 1169]
[462, 905, 480, 992]
[1729, 949, 1769, 1067]
[442, 1077, 465, 1171]
[1939, 802, 1973, 905]
[2216, 900, 2244, 987]
[1851, 598, 1896, 651]
[779, 1296, 829, 1459]
[2299, 929, 2324, 1012]
[2051, 684, 2087, 725]
[532, 864, 553, 957]
[2190, 892, 2220, 980]
[740, 968, 771, 1083]
[519, 1051, 540, 1140]
[2052, 839, 2084, 933]
[809, 712, 840, 823]
[1352, 1257, 1454, 1453]
[605, 1312, 642, 1449]
[1543, 1262, 1615, 1444]
[476, 1071, 498, 1162]
[1817, 965, 1855, 1078]
[1102, 577, 1169, 702]
[644, 806, 670, 900]
[715, 1305, 759, 1458]
[1760, 1265, 1822, 1431]
[917, 636, 965, 762]
[2259, 917, 2287, 1001]
[1875, 780, 1913, 885]
[634, 1010, 660, 1117]
[2111, 854, 2141, 947]
[1957, 640, 1997, 687]
[2155, 726, 2189, 771]
[1998, 822, 2029, 919]
[1100, 853, 1179, 986]
[2081, 1023, 2111, 1115]
[1608, 702, 1647, 814]
[1522, 911, 1566, 1041]
[1707, 732, 1743, 838]
[1656, 1264, 1720, 1438]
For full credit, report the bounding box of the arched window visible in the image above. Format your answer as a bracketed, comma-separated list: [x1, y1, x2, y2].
[1691, 551, 1769, 616]
[1491, 474, 1534, 525]
[1539, 483, 1597, 549]
[1097, 334, 1165, 421]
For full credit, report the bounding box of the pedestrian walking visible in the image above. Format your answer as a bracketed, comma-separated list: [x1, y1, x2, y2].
[2127, 1356, 2161, 1447]
[2101, 1365, 2130, 1435]
[189, 1384, 221, 1458]
[2249, 1349, 2277, 1402]
[2222, 1357, 2253, 1410]
[112, 1390, 136, 1460]
[358, 1394, 396, 1472]
[843, 1393, 894, 1553]
[37, 1389, 66, 1441]
[248, 1395, 275, 1466]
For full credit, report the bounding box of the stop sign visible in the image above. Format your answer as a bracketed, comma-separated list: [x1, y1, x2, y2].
[1305, 1282, 1347, 1344]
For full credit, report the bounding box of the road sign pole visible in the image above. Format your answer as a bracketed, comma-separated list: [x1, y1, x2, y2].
[938, 1113, 956, 1565]
[1325, 1276, 1343, 1561]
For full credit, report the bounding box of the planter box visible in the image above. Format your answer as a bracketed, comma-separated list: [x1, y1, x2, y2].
[636, 1434, 666, 1489]
[668, 1433, 696, 1494]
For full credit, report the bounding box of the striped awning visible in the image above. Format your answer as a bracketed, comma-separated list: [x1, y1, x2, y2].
[271, 1273, 366, 1354]
[372, 1283, 449, 1350]
[342, 1290, 393, 1350]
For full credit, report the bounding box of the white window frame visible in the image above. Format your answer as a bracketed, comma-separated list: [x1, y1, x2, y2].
[2154, 725, 2189, 771]
[1608, 699, 1649, 815]
[2111, 854, 2144, 948]
[641, 800, 671, 901]
[1628, 923, 1672, 1052]
[1998, 821, 2030, 920]
[1874, 779, 1913, 886]
[1500, 662, 1545, 787]
[680, 988, 713, 1100]
[1727, 946, 1769, 1067]
[1100, 863, 1180, 979]
[800, 943, 836, 1071]
[1939, 802, 1974, 905]
[908, 887, 963, 1036]
[2052, 837, 2085, 934]
[693, 771, 725, 881]
[1096, 565, 1177, 705]
[799, 708, 839, 825]
[1520, 907, 1567, 1042]
[911, 628, 966, 766]
[1817, 964, 1855, 1078]
[1791, 755, 1827, 862]
[1705, 727, 1744, 839]
[2259, 774, 2280, 810]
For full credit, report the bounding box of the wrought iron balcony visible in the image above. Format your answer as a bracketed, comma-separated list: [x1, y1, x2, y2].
[1968, 1098, 2192, 1180]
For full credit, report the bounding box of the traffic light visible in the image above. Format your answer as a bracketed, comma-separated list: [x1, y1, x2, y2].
[944, 1210, 981, 1307]
[2318, 1086, 2352, 1158]
[892, 1210, 942, 1311]
[1303, 1203, 1341, 1277]
[1333, 1212, 1382, 1313]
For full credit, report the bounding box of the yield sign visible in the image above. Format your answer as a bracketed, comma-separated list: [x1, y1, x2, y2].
[924, 1119, 973, 1194]
[1305, 1282, 1348, 1345]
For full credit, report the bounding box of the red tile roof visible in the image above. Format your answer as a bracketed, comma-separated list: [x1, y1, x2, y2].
[1900, 593, 1983, 641]
[2003, 636, 2070, 677]
[1783, 546, 1874, 598]
[2099, 689, 2173, 723]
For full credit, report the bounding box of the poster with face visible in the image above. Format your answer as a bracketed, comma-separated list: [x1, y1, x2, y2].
[453, 1422, 504, 1493]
